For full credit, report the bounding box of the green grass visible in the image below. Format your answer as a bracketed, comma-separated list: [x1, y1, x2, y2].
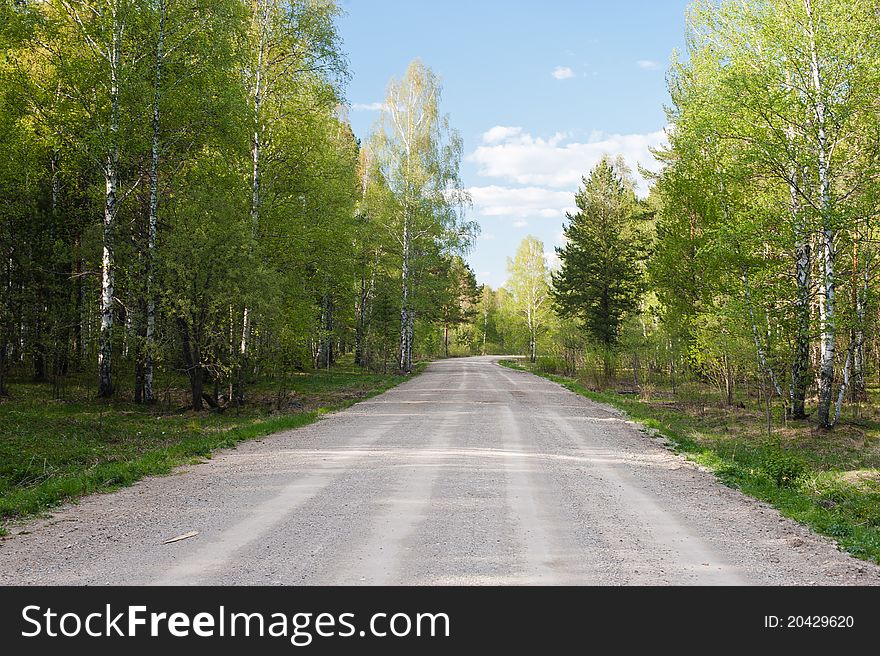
[499, 359, 880, 564]
[0, 361, 425, 533]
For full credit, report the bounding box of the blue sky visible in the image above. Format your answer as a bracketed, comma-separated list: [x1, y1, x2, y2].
[338, 0, 691, 289]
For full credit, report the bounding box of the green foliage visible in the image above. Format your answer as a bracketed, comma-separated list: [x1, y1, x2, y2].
[534, 355, 565, 375]
[761, 446, 807, 489]
[552, 158, 647, 350]
[652, 0, 880, 426]
[0, 1, 471, 416]
[358, 59, 476, 371]
[507, 235, 551, 361]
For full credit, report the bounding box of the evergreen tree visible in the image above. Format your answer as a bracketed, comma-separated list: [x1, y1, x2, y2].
[552, 159, 646, 371]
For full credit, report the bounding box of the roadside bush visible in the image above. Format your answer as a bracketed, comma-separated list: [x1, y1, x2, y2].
[761, 446, 807, 488]
[535, 356, 565, 374]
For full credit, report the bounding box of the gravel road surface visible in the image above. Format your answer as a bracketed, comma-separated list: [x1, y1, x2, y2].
[1, 356, 877, 585]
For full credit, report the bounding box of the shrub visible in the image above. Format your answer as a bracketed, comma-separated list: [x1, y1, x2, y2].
[535, 356, 565, 374]
[761, 446, 807, 488]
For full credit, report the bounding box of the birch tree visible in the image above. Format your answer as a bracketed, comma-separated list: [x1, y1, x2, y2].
[667, 0, 880, 428]
[370, 59, 474, 373]
[4, 0, 473, 409]
[508, 236, 550, 363]
[141, 0, 166, 403]
[239, 0, 346, 358]
[138, 0, 245, 403]
[28, 0, 150, 397]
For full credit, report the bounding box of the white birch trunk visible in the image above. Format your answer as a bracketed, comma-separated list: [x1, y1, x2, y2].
[805, 0, 836, 428]
[786, 122, 811, 419]
[526, 304, 531, 353]
[242, 0, 267, 358]
[833, 345, 853, 425]
[482, 306, 488, 355]
[144, 0, 165, 403]
[399, 212, 410, 372]
[406, 299, 414, 372]
[98, 5, 121, 398]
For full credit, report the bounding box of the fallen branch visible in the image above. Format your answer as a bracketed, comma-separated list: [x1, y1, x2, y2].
[162, 530, 199, 544]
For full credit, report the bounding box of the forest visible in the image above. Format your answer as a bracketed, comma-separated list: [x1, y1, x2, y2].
[489, 0, 880, 432]
[2, 0, 880, 555]
[0, 0, 481, 412]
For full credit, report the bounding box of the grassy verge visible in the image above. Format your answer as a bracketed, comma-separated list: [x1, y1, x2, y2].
[499, 359, 880, 564]
[0, 361, 426, 533]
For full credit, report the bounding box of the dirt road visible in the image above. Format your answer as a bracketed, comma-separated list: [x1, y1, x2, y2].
[1, 357, 876, 585]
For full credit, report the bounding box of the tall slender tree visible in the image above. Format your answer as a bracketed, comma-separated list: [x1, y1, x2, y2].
[370, 59, 474, 373]
[552, 159, 646, 376]
[508, 235, 550, 363]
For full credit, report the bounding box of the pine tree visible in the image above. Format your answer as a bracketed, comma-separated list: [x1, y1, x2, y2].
[552, 159, 646, 375]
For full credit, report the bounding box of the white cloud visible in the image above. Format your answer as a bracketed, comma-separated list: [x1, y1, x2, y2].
[351, 102, 386, 111]
[479, 232, 497, 241]
[544, 250, 562, 271]
[551, 66, 575, 80]
[468, 185, 577, 221]
[482, 126, 524, 144]
[637, 60, 660, 70]
[469, 126, 666, 196]
[480, 126, 567, 147]
[513, 219, 529, 228]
